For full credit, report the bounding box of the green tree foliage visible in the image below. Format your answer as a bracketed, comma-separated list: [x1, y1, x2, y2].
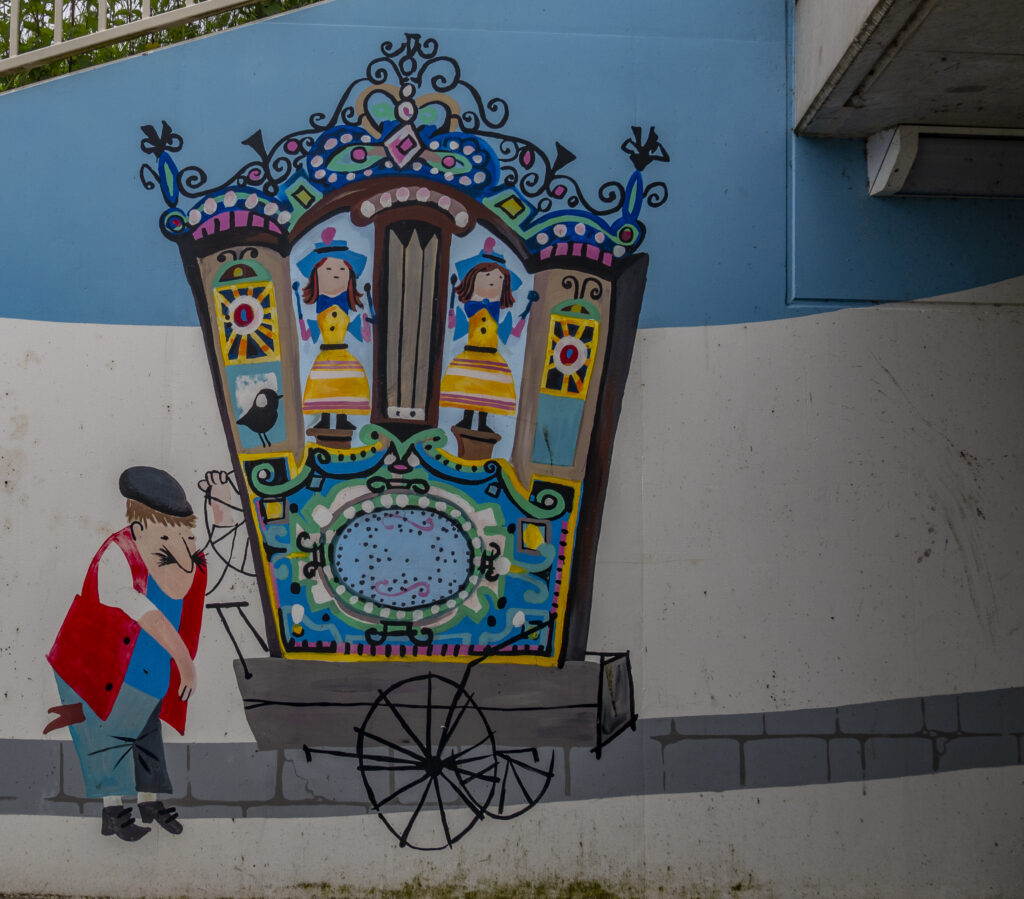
[0, 0, 318, 91]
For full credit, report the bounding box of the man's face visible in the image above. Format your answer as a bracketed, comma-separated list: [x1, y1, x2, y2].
[135, 521, 198, 574]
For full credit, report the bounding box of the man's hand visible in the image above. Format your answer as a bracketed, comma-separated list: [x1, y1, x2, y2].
[178, 656, 197, 702]
[139, 609, 198, 702]
[199, 470, 240, 528]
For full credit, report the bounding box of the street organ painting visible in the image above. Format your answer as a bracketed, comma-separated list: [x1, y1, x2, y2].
[140, 34, 667, 848]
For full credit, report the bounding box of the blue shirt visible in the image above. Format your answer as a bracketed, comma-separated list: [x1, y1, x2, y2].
[123, 576, 184, 699]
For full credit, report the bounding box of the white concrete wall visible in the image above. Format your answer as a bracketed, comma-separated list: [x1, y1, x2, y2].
[0, 770, 1020, 897]
[4, 285, 1024, 731]
[1, 281, 1023, 895]
[593, 288, 1024, 720]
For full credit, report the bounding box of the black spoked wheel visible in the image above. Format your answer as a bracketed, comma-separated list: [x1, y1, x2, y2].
[479, 747, 556, 819]
[357, 673, 498, 850]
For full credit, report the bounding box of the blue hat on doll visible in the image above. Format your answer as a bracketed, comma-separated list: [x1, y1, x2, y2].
[297, 227, 367, 279]
[454, 237, 522, 292]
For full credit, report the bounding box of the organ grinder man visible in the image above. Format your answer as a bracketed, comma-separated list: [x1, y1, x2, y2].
[46, 467, 207, 841]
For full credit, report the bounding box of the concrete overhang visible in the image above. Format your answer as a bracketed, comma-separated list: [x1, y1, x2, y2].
[795, 0, 1024, 196]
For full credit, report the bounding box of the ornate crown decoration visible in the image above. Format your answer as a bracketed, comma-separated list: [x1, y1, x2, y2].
[140, 33, 668, 266]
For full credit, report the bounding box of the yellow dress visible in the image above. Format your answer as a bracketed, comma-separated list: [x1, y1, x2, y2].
[439, 302, 516, 416]
[302, 303, 370, 415]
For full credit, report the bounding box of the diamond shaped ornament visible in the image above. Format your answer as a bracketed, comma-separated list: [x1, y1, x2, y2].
[383, 123, 423, 168]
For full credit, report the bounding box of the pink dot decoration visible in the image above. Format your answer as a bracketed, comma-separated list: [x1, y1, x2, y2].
[552, 185, 566, 198]
[522, 150, 533, 166]
[352, 147, 367, 162]
[248, 168, 261, 181]
[442, 155, 456, 168]
[285, 140, 298, 153]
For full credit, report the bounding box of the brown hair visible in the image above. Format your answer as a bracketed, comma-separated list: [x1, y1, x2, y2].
[126, 499, 197, 530]
[301, 258, 363, 310]
[455, 262, 515, 309]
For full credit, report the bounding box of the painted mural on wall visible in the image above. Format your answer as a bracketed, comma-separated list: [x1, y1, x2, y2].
[135, 33, 667, 848]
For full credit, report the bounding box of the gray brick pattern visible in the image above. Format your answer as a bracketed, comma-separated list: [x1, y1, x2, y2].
[641, 686, 1024, 793]
[827, 738, 863, 782]
[863, 737, 933, 780]
[745, 737, 829, 788]
[188, 743, 278, 803]
[1, 686, 1020, 819]
[662, 738, 741, 793]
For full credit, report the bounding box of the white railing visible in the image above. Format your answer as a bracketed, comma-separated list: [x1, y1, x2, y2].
[1, 0, 260, 77]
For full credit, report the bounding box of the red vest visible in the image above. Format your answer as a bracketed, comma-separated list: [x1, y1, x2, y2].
[46, 528, 206, 735]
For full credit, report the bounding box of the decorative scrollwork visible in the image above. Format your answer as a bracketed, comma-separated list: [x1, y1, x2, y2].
[139, 33, 669, 257]
[621, 125, 670, 171]
[480, 459, 502, 479]
[561, 276, 604, 300]
[409, 626, 434, 647]
[313, 33, 508, 150]
[365, 621, 435, 647]
[597, 180, 626, 210]
[379, 33, 440, 86]
[296, 531, 326, 578]
[643, 182, 669, 208]
[138, 163, 160, 192]
[478, 542, 503, 583]
[531, 486, 568, 518]
[367, 476, 390, 494]
[583, 277, 604, 300]
[247, 448, 332, 499]
[139, 121, 182, 157]
[216, 247, 260, 263]
[177, 165, 210, 195]
[139, 35, 505, 203]
[485, 134, 628, 219]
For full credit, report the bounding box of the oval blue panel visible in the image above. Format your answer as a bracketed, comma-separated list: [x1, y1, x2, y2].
[330, 508, 474, 610]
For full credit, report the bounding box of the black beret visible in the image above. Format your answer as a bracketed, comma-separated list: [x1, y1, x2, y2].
[118, 466, 193, 518]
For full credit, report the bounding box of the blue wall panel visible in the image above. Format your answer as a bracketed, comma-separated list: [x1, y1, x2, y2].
[790, 136, 1024, 305]
[1, 0, 1022, 329]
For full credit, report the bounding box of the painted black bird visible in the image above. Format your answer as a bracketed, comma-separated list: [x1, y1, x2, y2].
[237, 389, 282, 447]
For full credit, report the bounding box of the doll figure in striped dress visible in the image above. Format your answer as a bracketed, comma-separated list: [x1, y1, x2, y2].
[296, 228, 372, 432]
[440, 238, 533, 433]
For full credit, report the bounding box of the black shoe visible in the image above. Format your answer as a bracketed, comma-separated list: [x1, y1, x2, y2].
[138, 800, 184, 835]
[101, 805, 150, 842]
